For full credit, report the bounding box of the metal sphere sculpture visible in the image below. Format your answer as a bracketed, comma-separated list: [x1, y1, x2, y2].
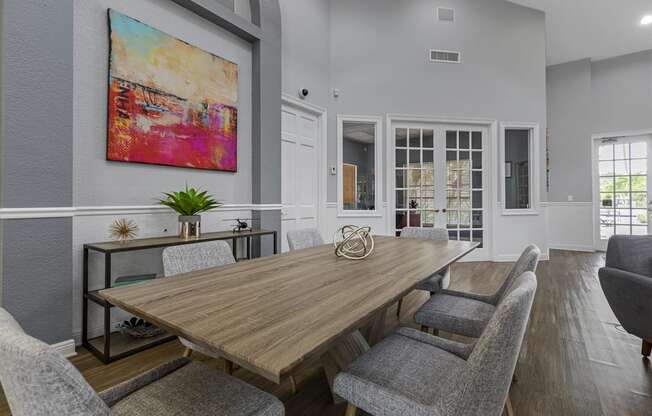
[333, 225, 375, 260]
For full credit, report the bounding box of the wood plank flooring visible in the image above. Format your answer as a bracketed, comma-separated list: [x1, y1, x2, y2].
[2, 250, 651, 415]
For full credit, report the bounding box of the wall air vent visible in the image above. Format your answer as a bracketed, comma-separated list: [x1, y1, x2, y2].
[437, 7, 455, 22]
[429, 49, 461, 64]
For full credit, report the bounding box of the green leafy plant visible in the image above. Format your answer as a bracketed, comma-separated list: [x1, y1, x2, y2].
[158, 185, 221, 216]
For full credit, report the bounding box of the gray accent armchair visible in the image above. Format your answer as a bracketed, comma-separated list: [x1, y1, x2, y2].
[162, 241, 236, 361]
[286, 228, 324, 251]
[396, 227, 451, 318]
[599, 235, 652, 357]
[334, 272, 538, 416]
[0, 307, 284, 416]
[415, 244, 540, 337]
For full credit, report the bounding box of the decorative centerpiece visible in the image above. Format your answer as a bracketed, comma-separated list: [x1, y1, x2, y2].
[119, 317, 164, 339]
[333, 225, 375, 260]
[158, 185, 221, 239]
[109, 218, 138, 244]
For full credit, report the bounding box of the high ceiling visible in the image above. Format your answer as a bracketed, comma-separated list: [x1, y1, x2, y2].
[508, 0, 652, 65]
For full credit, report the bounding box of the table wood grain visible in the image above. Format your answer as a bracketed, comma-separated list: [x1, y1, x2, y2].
[100, 236, 478, 383]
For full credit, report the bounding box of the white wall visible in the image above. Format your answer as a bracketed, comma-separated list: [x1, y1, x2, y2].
[72, 0, 255, 343]
[325, 0, 548, 260]
[592, 51, 652, 135]
[279, 0, 330, 108]
[546, 50, 652, 251]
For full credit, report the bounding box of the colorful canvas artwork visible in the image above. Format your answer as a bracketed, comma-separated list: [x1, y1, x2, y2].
[107, 10, 238, 171]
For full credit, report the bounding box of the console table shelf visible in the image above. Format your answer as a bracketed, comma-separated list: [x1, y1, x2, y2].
[82, 229, 277, 364]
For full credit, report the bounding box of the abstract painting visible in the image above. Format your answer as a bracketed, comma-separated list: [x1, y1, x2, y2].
[107, 10, 238, 171]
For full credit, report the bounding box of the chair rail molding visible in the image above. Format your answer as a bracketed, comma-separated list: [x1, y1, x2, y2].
[0, 204, 283, 219]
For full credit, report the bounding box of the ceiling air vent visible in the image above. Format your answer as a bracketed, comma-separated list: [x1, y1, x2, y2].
[429, 49, 461, 64]
[437, 7, 455, 22]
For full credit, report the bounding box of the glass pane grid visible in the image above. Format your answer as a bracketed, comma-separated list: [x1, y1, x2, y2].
[598, 141, 648, 240]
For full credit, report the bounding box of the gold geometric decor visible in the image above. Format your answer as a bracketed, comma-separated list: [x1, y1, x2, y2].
[333, 225, 375, 260]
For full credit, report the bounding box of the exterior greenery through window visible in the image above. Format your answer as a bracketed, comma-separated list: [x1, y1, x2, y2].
[598, 141, 648, 239]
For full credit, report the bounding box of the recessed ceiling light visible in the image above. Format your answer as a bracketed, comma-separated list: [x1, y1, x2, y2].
[641, 15, 652, 25]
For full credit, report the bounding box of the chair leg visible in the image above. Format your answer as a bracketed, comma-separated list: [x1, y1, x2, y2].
[643, 340, 652, 357]
[432, 329, 439, 336]
[396, 298, 403, 318]
[182, 348, 192, 358]
[505, 393, 514, 416]
[345, 403, 358, 416]
[420, 325, 429, 333]
[224, 360, 234, 375]
[289, 375, 298, 394]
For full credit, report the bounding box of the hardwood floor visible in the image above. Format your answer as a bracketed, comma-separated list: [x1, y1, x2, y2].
[1, 250, 651, 415]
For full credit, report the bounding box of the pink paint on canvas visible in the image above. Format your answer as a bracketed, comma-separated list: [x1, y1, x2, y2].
[107, 10, 238, 171]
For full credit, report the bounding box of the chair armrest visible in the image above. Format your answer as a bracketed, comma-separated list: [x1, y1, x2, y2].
[599, 267, 652, 341]
[99, 358, 190, 407]
[395, 327, 474, 360]
[439, 288, 494, 304]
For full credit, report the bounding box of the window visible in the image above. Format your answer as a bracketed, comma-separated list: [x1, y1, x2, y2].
[598, 139, 648, 240]
[500, 123, 539, 214]
[338, 116, 382, 216]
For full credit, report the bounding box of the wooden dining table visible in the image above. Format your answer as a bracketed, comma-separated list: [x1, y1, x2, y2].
[100, 235, 478, 397]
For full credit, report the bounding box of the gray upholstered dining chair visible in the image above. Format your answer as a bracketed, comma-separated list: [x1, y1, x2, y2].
[334, 271, 537, 416]
[0, 307, 284, 416]
[599, 235, 652, 357]
[162, 240, 236, 362]
[396, 227, 451, 317]
[286, 228, 324, 251]
[415, 244, 540, 337]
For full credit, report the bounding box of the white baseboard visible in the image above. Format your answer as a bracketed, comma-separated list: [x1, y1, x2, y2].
[52, 339, 77, 358]
[548, 243, 595, 253]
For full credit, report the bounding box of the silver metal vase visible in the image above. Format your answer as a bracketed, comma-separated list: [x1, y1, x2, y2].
[179, 215, 201, 239]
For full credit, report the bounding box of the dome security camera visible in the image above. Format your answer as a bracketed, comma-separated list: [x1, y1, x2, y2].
[298, 88, 309, 99]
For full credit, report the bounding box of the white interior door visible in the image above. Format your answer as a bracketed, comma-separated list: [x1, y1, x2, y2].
[281, 104, 321, 252]
[392, 122, 490, 260]
[593, 134, 652, 251]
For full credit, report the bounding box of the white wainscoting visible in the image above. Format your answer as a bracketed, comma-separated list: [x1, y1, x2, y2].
[321, 202, 391, 243]
[547, 202, 594, 252]
[492, 202, 550, 262]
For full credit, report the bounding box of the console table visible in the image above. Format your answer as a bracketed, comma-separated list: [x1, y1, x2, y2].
[82, 229, 277, 364]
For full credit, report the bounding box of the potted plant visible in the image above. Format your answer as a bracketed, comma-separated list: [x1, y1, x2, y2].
[158, 185, 221, 239]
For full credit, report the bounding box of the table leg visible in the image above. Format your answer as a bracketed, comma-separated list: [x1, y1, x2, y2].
[232, 238, 237, 260]
[322, 330, 370, 404]
[246, 236, 251, 260]
[321, 308, 389, 403]
[366, 308, 388, 346]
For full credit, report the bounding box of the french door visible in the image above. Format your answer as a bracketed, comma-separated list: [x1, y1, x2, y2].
[392, 122, 490, 260]
[593, 134, 652, 251]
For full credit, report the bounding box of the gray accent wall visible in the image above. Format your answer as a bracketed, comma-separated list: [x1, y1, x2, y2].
[546, 59, 592, 202]
[328, 0, 547, 202]
[3, 219, 72, 344]
[546, 51, 652, 203]
[1, 0, 74, 343]
[2, 0, 73, 208]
